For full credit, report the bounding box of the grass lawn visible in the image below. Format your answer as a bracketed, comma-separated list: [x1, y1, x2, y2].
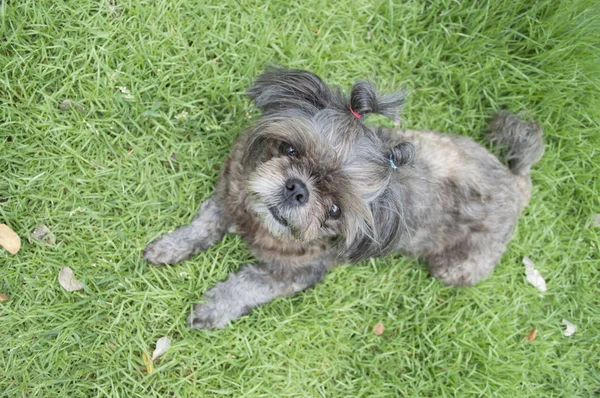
[1, 0, 599, 396]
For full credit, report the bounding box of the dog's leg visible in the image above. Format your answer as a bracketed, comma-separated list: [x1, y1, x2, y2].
[425, 238, 506, 286]
[427, 255, 497, 287]
[187, 262, 328, 329]
[144, 197, 229, 265]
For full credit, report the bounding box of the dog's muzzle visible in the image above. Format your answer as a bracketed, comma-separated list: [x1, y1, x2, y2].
[268, 206, 288, 226]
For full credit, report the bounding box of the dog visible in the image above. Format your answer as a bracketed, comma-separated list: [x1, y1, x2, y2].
[143, 68, 544, 329]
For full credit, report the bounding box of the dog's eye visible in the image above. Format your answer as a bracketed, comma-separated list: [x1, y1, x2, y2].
[279, 142, 297, 157]
[329, 204, 341, 220]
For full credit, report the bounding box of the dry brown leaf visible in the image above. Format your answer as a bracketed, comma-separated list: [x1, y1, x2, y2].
[31, 224, 56, 245]
[0, 224, 21, 254]
[142, 352, 153, 375]
[0, 293, 9, 302]
[525, 328, 538, 341]
[373, 322, 385, 335]
[58, 266, 84, 291]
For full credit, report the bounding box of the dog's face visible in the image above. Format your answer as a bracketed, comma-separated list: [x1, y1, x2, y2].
[243, 69, 415, 259]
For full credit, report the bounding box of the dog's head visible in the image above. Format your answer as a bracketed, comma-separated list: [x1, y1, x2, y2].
[244, 68, 415, 261]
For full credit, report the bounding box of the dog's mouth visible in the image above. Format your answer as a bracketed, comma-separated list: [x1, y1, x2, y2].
[268, 206, 288, 227]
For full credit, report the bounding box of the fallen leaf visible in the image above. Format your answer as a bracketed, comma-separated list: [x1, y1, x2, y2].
[0, 224, 21, 254]
[116, 86, 133, 100]
[58, 266, 84, 291]
[522, 256, 535, 268]
[69, 207, 86, 216]
[525, 328, 538, 341]
[523, 256, 547, 292]
[151, 336, 171, 361]
[105, 0, 121, 17]
[562, 319, 577, 337]
[58, 99, 72, 110]
[0, 293, 8, 302]
[373, 322, 385, 335]
[31, 224, 56, 245]
[175, 110, 188, 120]
[142, 352, 153, 375]
[58, 99, 85, 113]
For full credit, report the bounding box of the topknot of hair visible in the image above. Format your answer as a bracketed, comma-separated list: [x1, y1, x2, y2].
[349, 81, 405, 121]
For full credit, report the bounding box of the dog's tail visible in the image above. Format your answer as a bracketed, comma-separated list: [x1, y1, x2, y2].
[488, 110, 544, 176]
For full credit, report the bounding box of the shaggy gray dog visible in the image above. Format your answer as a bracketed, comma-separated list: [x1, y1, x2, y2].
[144, 68, 544, 329]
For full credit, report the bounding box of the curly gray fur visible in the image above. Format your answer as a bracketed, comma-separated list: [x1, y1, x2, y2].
[144, 69, 544, 329]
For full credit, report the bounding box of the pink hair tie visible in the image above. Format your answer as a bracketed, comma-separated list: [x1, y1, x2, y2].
[349, 107, 361, 119]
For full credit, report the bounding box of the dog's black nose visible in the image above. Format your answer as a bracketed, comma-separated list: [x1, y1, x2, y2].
[284, 178, 309, 206]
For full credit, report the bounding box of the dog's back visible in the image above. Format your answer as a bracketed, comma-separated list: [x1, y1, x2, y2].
[382, 111, 544, 286]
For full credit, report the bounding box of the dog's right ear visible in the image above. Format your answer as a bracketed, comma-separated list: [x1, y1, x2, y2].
[247, 68, 332, 114]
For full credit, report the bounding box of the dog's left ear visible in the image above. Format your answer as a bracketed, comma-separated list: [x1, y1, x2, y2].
[247, 68, 332, 114]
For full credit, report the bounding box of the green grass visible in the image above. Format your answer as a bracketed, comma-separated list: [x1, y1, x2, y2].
[1, 0, 599, 396]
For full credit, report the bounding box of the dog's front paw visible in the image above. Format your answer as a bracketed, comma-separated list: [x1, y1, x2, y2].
[143, 235, 193, 266]
[186, 302, 230, 329]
